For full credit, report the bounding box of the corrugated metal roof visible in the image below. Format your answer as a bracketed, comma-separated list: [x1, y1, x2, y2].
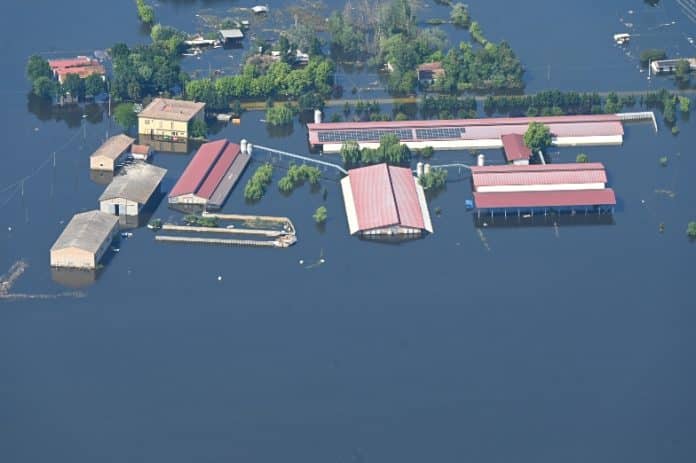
[51, 211, 118, 254]
[307, 115, 624, 145]
[169, 140, 227, 198]
[473, 189, 617, 209]
[131, 144, 151, 155]
[501, 133, 532, 161]
[345, 163, 429, 232]
[196, 142, 241, 200]
[91, 134, 135, 161]
[472, 163, 607, 188]
[207, 150, 251, 208]
[138, 98, 205, 122]
[470, 163, 606, 174]
[99, 162, 167, 204]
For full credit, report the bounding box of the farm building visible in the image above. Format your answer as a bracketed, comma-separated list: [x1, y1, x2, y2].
[307, 114, 625, 153]
[131, 144, 152, 161]
[341, 163, 433, 238]
[168, 139, 251, 209]
[50, 211, 119, 269]
[90, 134, 135, 171]
[99, 162, 167, 219]
[470, 163, 616, 217]
[138, 98, 205, 139]
[500, 133, 532, 165]
[417, 62, 445, 84]
[48, 56, 105, 83]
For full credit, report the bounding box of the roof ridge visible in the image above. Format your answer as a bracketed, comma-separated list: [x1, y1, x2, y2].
[385, 164, 402, 227]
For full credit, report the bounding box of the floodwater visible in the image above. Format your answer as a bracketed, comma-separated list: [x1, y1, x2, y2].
[1, 1, 695, 462]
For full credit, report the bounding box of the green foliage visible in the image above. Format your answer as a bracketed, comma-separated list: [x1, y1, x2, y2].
[419, 168, 447, 191]
[576, 153, 589, 163]
[468, 21, 487, 46]
[450, 3, 470, 28]
[183, 215, 219, 227]
[265, 104, 294, 126]
[483, 90, 604, 116]
[340, 141, 362, 169]
[675, 60, 691, 84]
[136, 0, 155, 24]
[189, 119, 207, 138]
[663, 96, 676, 125]
[604, 92, 621, 114]
[639, 49, 666, 65]
[659, 156, 668, 166]
[61, 73, 85, 100]
[524, 122, 552, 153]
[110, 42, 185, 102]
[328, 12, 367, 60]
[313, 206, 328, 224]
[244, 163, 274, 201]
[84, 74, 106, 98]
[678, 96, 690, 113]
[26, 55, 52, 82]
[113, 103, 137, 130]
[150, 24, 187, 54]
[32, 77, 57, 99]
[277, 165, 321, 193]
[342, 134, 412, 168]
[420, 95, 476, 118]
[671, 125, 679, 135]
[687, 222, 696, 238]
[417, 146, 435, 159]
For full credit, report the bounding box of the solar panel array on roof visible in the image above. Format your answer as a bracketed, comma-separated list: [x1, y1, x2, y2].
[414, 127, 464, 139]
[317, 129, 413, 143]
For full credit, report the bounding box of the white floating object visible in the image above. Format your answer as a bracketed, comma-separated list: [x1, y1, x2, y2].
[217, 275, 222, 281]
[7, 226, 12, 232]
[299, 259, 304, 264]
[320, 258, 325, 263]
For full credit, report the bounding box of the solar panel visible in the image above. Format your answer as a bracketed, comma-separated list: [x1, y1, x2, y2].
[317, 129, 413, 143]
[414, 127, 465, 139]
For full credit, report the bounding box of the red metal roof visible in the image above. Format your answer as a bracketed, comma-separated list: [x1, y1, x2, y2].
[307, 115, 624, 145]
[471, 163, 608, 188]
[474, 189, 617, 209]
[501, 133, 532, 161]
[49, 57, 105, 80]
[347, 164, 425, 232]
[196, 142, 241, 200]
[169, 140, 227, 198]
[131, 144, 150, 155]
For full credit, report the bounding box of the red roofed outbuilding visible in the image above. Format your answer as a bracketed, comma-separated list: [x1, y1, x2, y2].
[340, 163, 433, 237]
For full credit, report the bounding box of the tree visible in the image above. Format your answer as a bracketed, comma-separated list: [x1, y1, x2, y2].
[675, 60, 691, 84]
[450, 3, 470, 28]
[639, 49, 666, 66]
[84, 74, 105, 98]
[419, 168, 447, 191]
[678, 96, 690, 113]
[136, 0, 155, 24]
[114, 103, 137, 130]
[313, 206, 328, 224]
[189, 119, 207, 138]
[340, 141, 362, 168]
[61, 73, 85, 100]
[32, 76, 57, 99]
[26, 55, 52, 82]
[265, 104, 294, 126]
[524, 122, 552, 153]
[576, 153, 589, 163]
[688, 221, 696, 239]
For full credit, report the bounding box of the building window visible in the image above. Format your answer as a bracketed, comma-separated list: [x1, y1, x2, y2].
[144, 119, 150, 125]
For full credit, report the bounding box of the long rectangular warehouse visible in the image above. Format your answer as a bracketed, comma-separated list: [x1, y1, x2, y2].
[168, 139, 250, 209]
[308, 114, 624, 153]
[470, 163, 616, 215]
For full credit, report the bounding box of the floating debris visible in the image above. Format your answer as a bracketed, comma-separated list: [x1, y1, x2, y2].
[654, 189, 676, 198]
[477, 229, 491, 252]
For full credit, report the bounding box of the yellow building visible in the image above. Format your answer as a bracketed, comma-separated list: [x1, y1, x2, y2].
[138, 98, 205, 139]
[89, 134, 135, 172]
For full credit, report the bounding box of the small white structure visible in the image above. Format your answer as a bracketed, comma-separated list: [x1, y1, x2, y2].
[99, 163, 167, 218]
[314, 109, 322, 124]
[220, 29, 244, 42]
[251, 5, 269, 14]
[477, 154, 485, 167]
[613, 33, 631, 45]
[131, 144, 152, 161]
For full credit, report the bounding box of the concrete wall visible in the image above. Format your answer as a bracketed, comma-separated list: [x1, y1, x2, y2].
[100, 198, 141, 217]
[168, 193, 207, 205]
[50, 247, 96, 269]
[90, 152, 127, 172]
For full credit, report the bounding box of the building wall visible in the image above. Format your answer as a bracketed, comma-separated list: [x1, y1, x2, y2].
[512, 159, 530, 166]
[476, 182, 607, 193]
[90, 152, 127, 172]
[361, 226, 423, 236]
[100, 198, 141, 217]
[50, 247, 96, 269]
[138, 110, 203, 138]
[168, 193, 207, 205]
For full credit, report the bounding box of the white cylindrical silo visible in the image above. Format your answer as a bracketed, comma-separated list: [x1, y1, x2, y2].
[424, 163, 431, 175]
[240, 139, 248, 154]
[477, 154, 485, 166]
[314, 109, 322, 124]
[416, 162, 424, 178]
[246, 143, 253, 156]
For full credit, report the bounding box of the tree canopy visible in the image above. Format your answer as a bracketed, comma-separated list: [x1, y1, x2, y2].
[113, 103, 137, 130]
[524, 122, 552, 153]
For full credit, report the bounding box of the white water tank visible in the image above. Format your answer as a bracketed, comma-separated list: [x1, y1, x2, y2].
[246, 143, 253, 156]
[477, 154, 485, 166]
[416, 162, 424, 178]
[424, 163, 431, 175]
[314, 109, 322, 124]
[240, 139, 248, 154]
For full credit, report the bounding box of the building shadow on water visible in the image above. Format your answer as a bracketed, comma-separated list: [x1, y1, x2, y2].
[473, 212, 615, 229]
[26, 93, 105, 128]
[51, 267, 101, 289]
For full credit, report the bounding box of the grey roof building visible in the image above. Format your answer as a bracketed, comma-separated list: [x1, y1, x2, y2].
[50, 211, 119, 269]
[99, 162, 167, 218]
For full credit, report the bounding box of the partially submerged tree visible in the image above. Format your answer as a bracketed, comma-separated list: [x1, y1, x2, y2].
[523, 122, 552, 153]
